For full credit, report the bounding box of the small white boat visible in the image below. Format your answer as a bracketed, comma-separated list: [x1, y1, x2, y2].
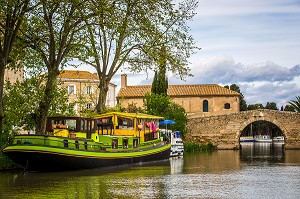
[254, 135, 272, 142]
[170, 131, 184, 157]
[272, 136, 285, 142]
[240, 136, 255, 142]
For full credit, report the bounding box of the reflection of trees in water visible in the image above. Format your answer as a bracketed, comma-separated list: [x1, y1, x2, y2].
[239, 143, 284, 163]
[241, 121, 283, 137]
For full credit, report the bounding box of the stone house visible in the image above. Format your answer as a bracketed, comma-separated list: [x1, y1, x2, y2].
[4, 68, 24, 85]
[57, 70, 117, 113]
[117, 74, 241, 117]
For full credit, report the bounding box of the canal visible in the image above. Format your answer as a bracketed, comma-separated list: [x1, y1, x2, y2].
[0, 143, 299, 199]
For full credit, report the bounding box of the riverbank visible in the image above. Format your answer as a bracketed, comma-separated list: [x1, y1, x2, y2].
[184, 142, 216, 152]
[0, 152, 21, 171]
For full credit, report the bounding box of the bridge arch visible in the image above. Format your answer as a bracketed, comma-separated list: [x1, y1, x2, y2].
[237, 112, 287, 141]
[186, 109, 300, 150]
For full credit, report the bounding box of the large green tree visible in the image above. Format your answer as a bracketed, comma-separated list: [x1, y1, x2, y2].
[288, 96, 300, 112]
[76, 0, 198, 113]
[0, 0, 31, 136]
[21, 0, 89, 134]
[3, 77, 75, 132]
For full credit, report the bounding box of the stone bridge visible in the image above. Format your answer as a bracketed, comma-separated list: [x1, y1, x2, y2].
[186, 109, 300, 150]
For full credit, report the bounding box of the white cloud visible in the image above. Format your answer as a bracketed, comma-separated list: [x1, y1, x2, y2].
[187, 56, 300, 84]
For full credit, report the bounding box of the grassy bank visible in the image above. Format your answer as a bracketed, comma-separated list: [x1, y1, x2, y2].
[0, 135, 20, 170]
[0, 152, 19, 170]
[184, 142, 216, 152]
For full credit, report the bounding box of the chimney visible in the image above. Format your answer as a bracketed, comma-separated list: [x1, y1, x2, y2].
[121, 74, 127, 88]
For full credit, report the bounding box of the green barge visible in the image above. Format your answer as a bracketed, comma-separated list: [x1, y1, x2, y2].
[3, 112, 171, 171]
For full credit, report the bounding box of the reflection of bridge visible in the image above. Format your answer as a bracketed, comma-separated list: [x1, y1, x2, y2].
[186, 109, 300, 149]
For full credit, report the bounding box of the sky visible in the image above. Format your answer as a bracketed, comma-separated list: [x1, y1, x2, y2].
[72, 0, 300, 107]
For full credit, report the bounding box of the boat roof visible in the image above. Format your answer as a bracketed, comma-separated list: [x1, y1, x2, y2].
[94, 112, 164, 120]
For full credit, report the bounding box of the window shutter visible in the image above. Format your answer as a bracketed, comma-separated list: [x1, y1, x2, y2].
[74, 85, 77, 94]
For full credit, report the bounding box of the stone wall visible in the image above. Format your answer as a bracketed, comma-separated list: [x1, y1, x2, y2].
[186, 109, 300, 150]
[120, 95, 240, 116]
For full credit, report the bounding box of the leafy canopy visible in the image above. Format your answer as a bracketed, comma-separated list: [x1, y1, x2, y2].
[288, 96, 300, 112]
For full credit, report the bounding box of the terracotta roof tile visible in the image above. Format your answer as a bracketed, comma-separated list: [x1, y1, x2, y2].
[58, 70, 98, 80]
[117, 84, 240, 98]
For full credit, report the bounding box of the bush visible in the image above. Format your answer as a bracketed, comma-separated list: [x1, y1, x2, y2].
[184, 142, 216, 152]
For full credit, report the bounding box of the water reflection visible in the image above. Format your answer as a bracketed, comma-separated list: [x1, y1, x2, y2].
[0, 161, 171, 199]
[183, 150, 241, 173]
[240, 142, 285, 164]
[1, 143, 300, 199]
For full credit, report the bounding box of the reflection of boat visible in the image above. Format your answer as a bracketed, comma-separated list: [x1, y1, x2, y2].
[170, 131, 184, 157]
[254, 135, 272, 142]
[3, 112, 171, 172]
[239, 136, 254, 142]
[272, 136, 285, 142]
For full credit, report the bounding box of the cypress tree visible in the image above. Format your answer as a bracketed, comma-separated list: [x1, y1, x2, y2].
[151, 46, 168, 95]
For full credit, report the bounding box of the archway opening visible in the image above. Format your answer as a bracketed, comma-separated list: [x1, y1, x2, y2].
[240, 121, 284, 143]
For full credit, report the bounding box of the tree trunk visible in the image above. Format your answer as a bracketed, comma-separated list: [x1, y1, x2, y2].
[96, 76, 109, 113]
[0, 59, 6, 136]
[35, 73, 57, 134]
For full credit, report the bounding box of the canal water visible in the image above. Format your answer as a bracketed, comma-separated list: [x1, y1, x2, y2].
[0, 143, 300, 199]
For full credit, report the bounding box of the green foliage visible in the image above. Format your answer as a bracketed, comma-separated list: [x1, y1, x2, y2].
[143, 93, 188, 138]
[143, 93, 171, 116]
[265, 102, 278, 110]
[247, 103, 264, 110]
[151, 70, 168, 95]
[123, 102, 145, 114]
[164, 102, 187, 138]
[75, 0, 198, 112]
[184, 142, 216, 152]
[0, 0, 32, 136]
[225, 84, 247, 111]
[3, 77, 75, 132]
[151, 46, 169, 95]
[284, 104, 295, 112]
[288, 96, 300, 112]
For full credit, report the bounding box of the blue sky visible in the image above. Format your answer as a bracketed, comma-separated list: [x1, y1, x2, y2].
[140, 0, 300, 107]
[73, 0, 300, 107]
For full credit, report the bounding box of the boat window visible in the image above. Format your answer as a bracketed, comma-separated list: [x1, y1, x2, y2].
[133, 139, 138, 148]
[90, 120, 95, 131]
[81, 120, 88, 131]
[117, 117, 134, 130]
[123, 139, 128, 149]
[112, 139, 118, 149]
[66, 119, 76, 131]
[52, 119, 67, 129]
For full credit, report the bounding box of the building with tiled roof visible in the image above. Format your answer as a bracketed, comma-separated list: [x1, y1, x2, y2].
[57, 70, 116, 113]
[117, 74, 241, 117]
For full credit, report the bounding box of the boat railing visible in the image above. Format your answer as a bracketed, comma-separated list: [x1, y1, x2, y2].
[12, 135, 106, 152]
